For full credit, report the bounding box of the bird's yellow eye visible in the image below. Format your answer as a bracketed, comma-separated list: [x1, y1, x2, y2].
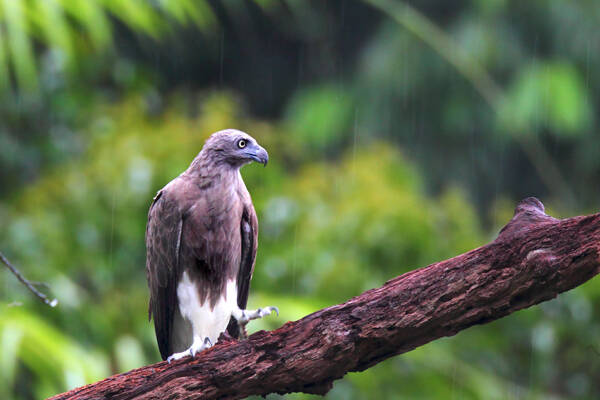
[237, 139, 247, 149]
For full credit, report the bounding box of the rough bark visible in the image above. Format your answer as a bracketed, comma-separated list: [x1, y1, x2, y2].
[50, 197, 600, 400]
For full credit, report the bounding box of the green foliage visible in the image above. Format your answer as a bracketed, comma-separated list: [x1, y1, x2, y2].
[284, 85, 354, 152]
[0, 306, 109, 399]
[257, 144, 483, 302]
[0, 0, 215, 94]
[498, 61, 593, 136]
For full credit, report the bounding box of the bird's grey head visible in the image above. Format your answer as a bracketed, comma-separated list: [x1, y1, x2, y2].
[201, 129, 269, 169]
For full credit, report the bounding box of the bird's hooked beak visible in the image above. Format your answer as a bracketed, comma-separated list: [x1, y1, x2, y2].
[247, 144, 269, 167]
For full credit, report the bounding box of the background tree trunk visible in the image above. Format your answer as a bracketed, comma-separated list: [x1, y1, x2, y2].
[50, 198, 600, 400]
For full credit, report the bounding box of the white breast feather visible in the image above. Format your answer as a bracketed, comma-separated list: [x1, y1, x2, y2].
[177, 271, 238, 346]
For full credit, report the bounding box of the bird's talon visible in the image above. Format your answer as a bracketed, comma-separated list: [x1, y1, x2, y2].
[260, 306, 278, 317]
[166, 350, 189, 363]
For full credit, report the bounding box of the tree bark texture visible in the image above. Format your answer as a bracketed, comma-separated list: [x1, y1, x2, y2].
[50, 198, 600, 399]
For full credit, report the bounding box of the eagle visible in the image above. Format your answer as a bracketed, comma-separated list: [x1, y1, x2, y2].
[145, 129, 277, 362]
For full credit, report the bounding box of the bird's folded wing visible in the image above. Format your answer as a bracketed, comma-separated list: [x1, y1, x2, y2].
[227, 204, 259, 338]
[146, 189, 183, 360]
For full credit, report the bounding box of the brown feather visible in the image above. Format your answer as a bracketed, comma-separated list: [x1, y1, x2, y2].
[145, 189, 183, 360]
[226, 204, 258, 338]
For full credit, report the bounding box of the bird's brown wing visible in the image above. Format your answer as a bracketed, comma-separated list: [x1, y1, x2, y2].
[237, 204, 259, 310]
[226, 204, 258, 338]
[145, 189, 183, 360]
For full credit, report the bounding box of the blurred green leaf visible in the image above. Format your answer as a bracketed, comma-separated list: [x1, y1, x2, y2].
[114, 335, 145, 373]
[0, 324, 22, 398]
[0, 306, 110, 398]
[29, 0, 74, 66]
[285, 85, 354, 152]
[0, 0, 216, 94]
[2, 0, 38, 92]
[0, 27, 10, 92]
[498, 61, 593, 137]
[58, 0, 112, 49]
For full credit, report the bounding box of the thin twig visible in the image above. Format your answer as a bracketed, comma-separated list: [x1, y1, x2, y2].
[0, 250, 58, 307]
[28, 281, 51, 289]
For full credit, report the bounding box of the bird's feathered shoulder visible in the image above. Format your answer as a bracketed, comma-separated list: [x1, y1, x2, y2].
[146, 183, 185, 278]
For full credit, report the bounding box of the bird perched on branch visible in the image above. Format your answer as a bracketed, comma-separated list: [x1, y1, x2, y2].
[145, 129, 277, 362]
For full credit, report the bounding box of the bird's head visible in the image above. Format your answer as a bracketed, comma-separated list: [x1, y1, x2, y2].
[202, 129, 269, 168]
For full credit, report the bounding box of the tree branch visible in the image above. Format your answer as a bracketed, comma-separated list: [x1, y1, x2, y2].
[1, 251, 58, 307]
[50, 197, 600, 399]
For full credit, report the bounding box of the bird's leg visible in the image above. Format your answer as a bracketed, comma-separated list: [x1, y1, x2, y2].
[167, 336, 212, 363]
[231, 306, 279, 334]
